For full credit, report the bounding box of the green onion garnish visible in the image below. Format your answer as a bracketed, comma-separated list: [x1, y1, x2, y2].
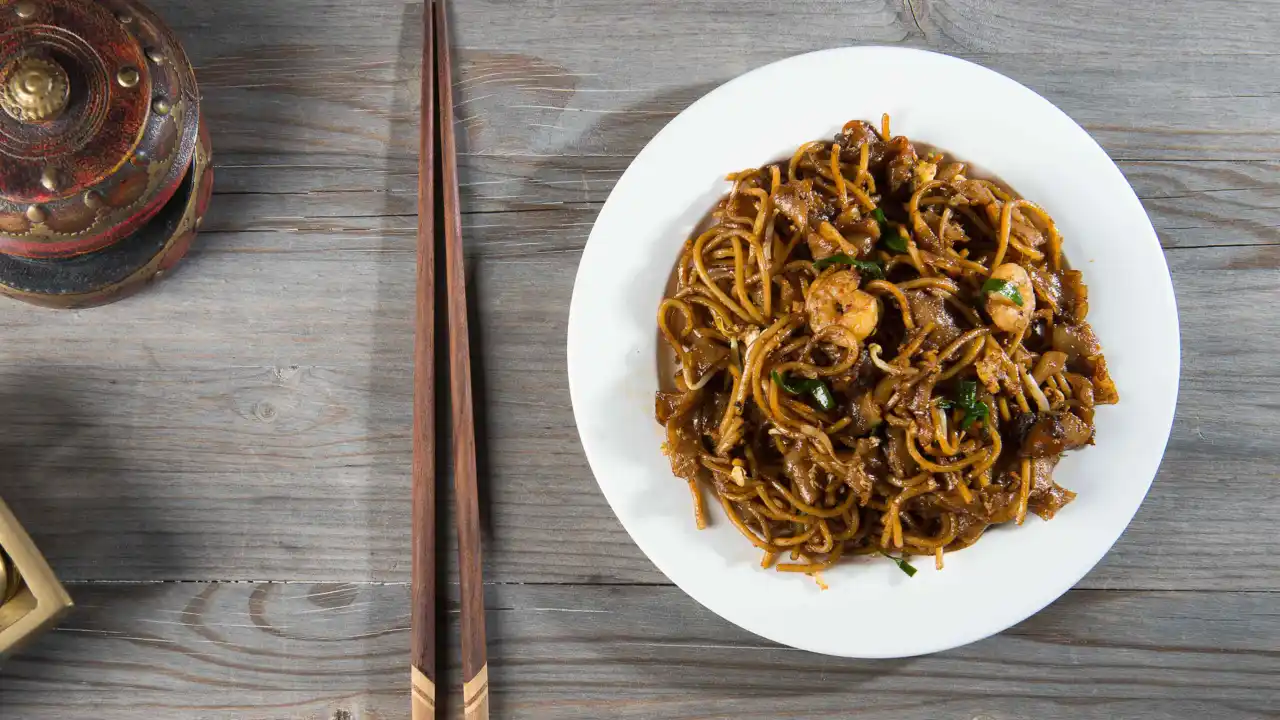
[872, 208, 908, 252]
[812, 254, 884, 278]
[947, 379, 990, 430]
[771, 370, 837, 411]
[982, 278, 1025, 307]
[879, 550, 918, 577]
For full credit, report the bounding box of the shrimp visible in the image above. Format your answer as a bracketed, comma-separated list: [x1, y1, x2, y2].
[986, 262, 1036, 333]
[805, 270, 879, 346]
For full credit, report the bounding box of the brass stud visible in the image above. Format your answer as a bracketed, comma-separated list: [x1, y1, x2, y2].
[146, 48, 165, 65]
[14, 1, 36, 19]
[116, 11, 133, 23]
[40, 167, 58, 191]
[1, 57, 71, 123]
[84, 190, 103, 210]
[117, 67, 140, 89]
[26, 205, 47, 224]
[152, 97, 171, 115]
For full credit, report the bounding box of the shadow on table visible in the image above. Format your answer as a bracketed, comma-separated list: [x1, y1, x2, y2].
[0, 369, 174, 583]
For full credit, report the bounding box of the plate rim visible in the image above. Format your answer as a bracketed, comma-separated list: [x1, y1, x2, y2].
[567, 45, 1181, 658]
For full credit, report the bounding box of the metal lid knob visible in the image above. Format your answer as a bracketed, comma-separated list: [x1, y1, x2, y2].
[0, 57, 71, 123]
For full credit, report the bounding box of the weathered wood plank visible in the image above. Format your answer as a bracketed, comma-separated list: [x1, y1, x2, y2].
[0, 583, 1274, 719]
[0, 0, 1273, 714]
[143, 0, 1280, 202]
[913, 0, 1280, 54]
[202, 51, 1280, 202]
[0, 238, 1276, 590]
[194, 159, 1280, 250]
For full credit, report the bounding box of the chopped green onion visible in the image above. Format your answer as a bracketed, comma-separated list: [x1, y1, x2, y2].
[948, 379, 990, 430]
[771, 370, 836, 411]
[872, 208, 908, 253]
[812, 254, 884, 278]
[884, 229, 908, 253]
[810, 382, 835, 411]
[982, 278, 1025, 307]
[879, 550, 918, 577]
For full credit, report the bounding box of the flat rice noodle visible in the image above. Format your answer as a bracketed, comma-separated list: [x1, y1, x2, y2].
[1052, 322, 1101, 363]
[783, 446, 823, 505]
[1062, 269, 1090, 324]
[906, 290, 962, 347]
[836, 120, 890, 170]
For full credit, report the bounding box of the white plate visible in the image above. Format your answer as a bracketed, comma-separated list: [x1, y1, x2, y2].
[567, 47, 1179, 658]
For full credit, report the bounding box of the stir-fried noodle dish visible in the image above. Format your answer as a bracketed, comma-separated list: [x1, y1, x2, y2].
[656, 115, 1119, 581]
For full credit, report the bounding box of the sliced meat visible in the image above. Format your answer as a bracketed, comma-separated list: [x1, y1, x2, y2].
[1020, 411, 1093, 457]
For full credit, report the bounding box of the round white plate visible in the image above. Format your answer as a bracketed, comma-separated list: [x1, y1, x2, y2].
[567, 47, 1179, 658]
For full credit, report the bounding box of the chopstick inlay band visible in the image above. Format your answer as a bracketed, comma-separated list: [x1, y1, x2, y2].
[411, 665, 437, 720]
[463, 663, 490, 720]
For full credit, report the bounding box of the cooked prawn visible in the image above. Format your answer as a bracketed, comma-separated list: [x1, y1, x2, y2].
[986, 262, 1036, 333]
[805, 270, 879, 345]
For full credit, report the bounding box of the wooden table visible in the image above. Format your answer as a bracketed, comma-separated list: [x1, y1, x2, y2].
[1, 1, 1277, 717]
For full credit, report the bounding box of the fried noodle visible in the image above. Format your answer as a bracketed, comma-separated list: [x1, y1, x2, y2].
[655, 115, 1118, 581]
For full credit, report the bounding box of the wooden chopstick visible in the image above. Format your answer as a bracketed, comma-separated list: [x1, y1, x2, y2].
[410, 2, 438, 719]
[434, 1, 491, 718]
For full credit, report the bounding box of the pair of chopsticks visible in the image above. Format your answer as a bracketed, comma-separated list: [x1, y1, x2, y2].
[412, 1, 489, 719]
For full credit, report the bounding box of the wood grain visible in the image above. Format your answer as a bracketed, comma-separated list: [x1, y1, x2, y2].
[0, 582, 1275, 719]
[159, 0, 1279, 204]
[187, 158, 1280, 249]
[411, 0, 438, 706]
[0, 240, 1275, 590]
[0, 0, 1276, 715]
[436, 0, 491, 707]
